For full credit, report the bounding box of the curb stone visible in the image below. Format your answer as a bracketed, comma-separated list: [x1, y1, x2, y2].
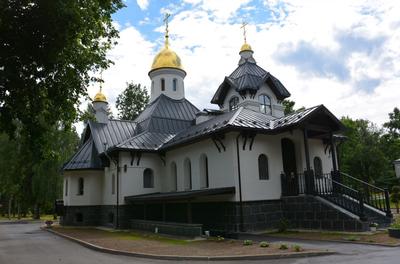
[41, 227, 336, 261]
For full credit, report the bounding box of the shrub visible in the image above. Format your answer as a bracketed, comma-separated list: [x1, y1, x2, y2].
[390, 220, 400, 229]
[243, 240, 253, 246]
[259, 241, 270, 248]
[216, 236, 225, 242]
[292, 245, 302, 252]
[279, 243, 289, 250]
[277, 218, 289, 232]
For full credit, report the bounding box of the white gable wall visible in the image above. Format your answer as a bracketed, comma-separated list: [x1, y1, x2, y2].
[63, 170, 103, 206]
[220, 83, 284, 118]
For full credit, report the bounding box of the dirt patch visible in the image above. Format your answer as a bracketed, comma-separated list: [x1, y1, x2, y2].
[51, 227, 326, 257]
[270, 231, 400, 246]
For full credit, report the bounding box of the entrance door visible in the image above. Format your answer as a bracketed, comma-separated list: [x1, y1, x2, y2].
[281, 138, 298, 195]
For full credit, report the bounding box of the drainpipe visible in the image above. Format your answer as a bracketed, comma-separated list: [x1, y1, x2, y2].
[235, 133, 244, 232]
[104, 144, 119, 229]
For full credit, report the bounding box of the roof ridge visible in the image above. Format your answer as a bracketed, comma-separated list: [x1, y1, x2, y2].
[228, 107, 244, 125]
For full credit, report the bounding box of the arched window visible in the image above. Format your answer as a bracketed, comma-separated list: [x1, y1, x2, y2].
[184, 158, 192, 190]
[259, 94, 271, 114]
[170, 162, 177, 191]
[258, 154, 269, 180]
[143, 168, 154, 188]
[78, 177, 84, 195]
[229, 97, 239, 111]
[173, 78, 177, 91]
[161, 78, 165, 91]
[65, 179, 68, 196]
[200, 154, 209, 188]
[111, 173, 115, 194]
[314, 157, 323, 178]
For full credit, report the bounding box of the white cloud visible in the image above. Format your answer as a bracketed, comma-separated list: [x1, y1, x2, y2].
[75, 0, 400, 134]
[136, 0, 149, 10]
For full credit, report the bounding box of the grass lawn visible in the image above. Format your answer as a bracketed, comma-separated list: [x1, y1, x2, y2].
[270, 230, 400, 246]
[50, 226, 327, 257]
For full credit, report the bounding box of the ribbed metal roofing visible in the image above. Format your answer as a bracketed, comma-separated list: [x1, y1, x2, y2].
[88, 119, 137, 154]
[117, 132, 175, 151]
[211, 61, 290, 105]
[63, 138, 102, 171]
[162, 105, 333, 149]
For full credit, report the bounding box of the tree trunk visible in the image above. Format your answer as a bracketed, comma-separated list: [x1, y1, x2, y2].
[17, 203, 21, 220]
[8, 198, 12, 220]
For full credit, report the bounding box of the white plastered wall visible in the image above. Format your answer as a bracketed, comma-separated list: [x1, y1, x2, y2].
[165, 133, 238, 201]
[63, 170, 103, 206]
[237, 129, 336, 201]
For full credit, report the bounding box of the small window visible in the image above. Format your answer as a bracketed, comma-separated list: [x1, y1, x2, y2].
[184, 158, 192, 190]
[75, 213, 83, 223]
[124, 164, 127, 172]
[143, 168, 154, 188]
[161, 78, 165, 91]
[65, 179, 68, 196]
[314, 157, 323, 178]
[258, 154, 269, 180]
[78, 177, 84, 195]
[111, 174, 115, 195]
[200, 154, 209, 188]
[170, 162, 177, 191]
[229, 97, 239, 111]
[259, 95, 271, 114]
[173, 78, 177, 91]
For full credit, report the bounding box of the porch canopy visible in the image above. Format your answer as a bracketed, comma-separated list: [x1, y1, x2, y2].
[124, 186, 235, 203]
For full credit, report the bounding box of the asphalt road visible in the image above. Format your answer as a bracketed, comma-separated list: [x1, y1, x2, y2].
[0, 222, 399, 264]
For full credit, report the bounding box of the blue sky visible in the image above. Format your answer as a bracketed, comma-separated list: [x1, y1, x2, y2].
[81, 0, 400, 133]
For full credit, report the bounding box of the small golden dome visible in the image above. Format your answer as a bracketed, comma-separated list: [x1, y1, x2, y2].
[93, 90, 107, 103]
[240, 43, 253, 52]
[151, 46, 183, 71]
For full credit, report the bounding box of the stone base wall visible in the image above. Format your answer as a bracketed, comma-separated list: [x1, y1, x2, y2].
[61, 195, 369, 232]
[281, 196, 369, 231]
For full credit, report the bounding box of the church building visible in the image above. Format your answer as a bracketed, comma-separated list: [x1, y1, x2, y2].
[61, 21, 392, 235]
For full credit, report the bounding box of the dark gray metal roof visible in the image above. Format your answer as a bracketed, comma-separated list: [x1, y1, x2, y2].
[116, 132, 175, 151]
[63, 138, 102, 171]
[135, 94, 199, 134]
[211, 61, 291, 105]
[125, 186, 235, 202]
[87, 119, 137, 154]
[162, 105, 343, 150]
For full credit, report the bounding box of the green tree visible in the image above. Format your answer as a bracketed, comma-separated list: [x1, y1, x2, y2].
[282, 99, 305, 115]
[0, 0, 123, 216]
[116, 83, 149, 120]
[391, 186, 400, 213]
[339, 117, 393, 186]
[384, 107, 400, 137]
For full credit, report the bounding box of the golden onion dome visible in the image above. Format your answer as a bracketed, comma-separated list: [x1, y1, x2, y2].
[151, 45, 183, 71]
[93, 90, 107, 103]
[240, 43, 253, 52]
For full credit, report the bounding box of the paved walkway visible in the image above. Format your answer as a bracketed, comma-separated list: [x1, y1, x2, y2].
[0, 222, 399, 264]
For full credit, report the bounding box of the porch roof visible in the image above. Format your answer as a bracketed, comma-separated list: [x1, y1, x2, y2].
[124, 186, 235, 203]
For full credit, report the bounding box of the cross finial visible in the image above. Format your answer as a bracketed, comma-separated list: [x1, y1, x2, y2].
[241, 21, 248, 44]
[163, 13, 171, 47]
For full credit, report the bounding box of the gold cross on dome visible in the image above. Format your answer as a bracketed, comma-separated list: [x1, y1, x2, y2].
[241, 21, 248, 44]
[163, 13, 171, 39]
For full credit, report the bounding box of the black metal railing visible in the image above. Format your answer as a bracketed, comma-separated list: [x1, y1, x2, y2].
[314, 174, 366, 219]
[339, 171, 392, 217]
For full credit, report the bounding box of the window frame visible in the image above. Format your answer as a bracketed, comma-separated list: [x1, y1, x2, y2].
[229, 96, 239, 111]
[172, 78, 177, 91]
[143, 168, 154, 188]
[258, 154, 269, 180]
[111, 173, 115, 195]
[161, 78, 165, 91]
[258, 94, 272, 114]
[77, 177, 84, 195]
